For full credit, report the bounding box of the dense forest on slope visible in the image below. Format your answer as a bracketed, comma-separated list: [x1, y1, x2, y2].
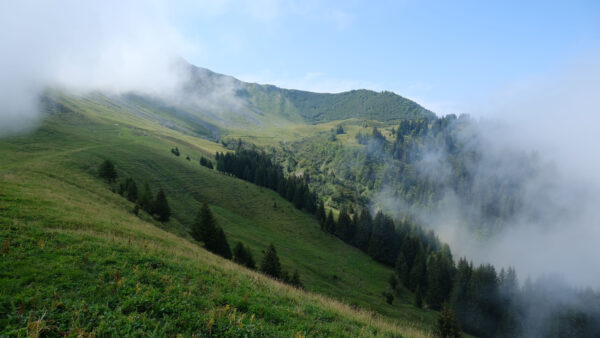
[266, 114, 540, 237]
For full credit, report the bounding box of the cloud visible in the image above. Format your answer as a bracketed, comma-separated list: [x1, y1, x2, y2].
[375, 52, 600, 288]
[0, 0, 193, 136]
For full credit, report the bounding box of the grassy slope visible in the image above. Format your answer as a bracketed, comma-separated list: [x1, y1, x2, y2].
[0, 94, 437, 336]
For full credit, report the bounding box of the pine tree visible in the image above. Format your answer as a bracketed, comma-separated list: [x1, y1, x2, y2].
[125, 178, 138, 202]
[354, 209, 372, 251]
[233, 242, 255, 269]
[290, 270, 303, 288]
[214, 228, 232, 259]
[435, 304, 462, 338]
[189, 202, 231, 259]
[336, 208, 353, 242]
[316, 201, 326, 228]
[191, 202, 216, 242]
[98, 159, 117, 183]
[324, 210, 335, 234]
[137, 181, 154, 213]
[260, 244, 282, 279]
[153, 188, 171, 222]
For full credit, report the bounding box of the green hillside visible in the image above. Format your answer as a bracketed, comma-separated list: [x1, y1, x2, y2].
[0, 92, 437, 336]
[118, 63, 435, 135]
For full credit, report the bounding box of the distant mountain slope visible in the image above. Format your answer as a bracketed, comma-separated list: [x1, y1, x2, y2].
[181, 63, 436, 126]
[255, 86, 435, 124]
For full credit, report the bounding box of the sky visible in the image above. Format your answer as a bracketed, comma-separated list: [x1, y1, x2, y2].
[165, 0, 600, 115]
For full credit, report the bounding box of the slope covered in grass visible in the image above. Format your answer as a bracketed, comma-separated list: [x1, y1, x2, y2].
[0, 93, 437, 336]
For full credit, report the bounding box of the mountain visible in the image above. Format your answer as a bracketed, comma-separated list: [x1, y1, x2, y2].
[0, 81, 438, 336]
[111, 62, 435, 138]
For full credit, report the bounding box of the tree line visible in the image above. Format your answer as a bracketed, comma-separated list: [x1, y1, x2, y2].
[319, 205, 600, 337]
[215, 149, 318, 214]
[99, 159, 171, 222]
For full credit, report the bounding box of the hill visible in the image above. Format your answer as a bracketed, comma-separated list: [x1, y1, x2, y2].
[0, 92, 437, 336]
[114, 62, 435, 137]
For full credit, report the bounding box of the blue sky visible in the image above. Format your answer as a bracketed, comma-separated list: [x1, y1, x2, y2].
[166, 0, 600, 115]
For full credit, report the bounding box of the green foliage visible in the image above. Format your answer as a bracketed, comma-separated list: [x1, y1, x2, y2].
[233, 242, 256, 269]
[260, 244, 282, 279]
[280, 89, 435, 123]
[98, 159, 117, 183]
[290, 270, 303, 289]
[171, 146, 180, 156]
[191, 203, 231, 259]
[199, 156, 214, 169]
[435, 305, 462, 338]
[137, 181, 154, 214]
[153, 188, 171, 222]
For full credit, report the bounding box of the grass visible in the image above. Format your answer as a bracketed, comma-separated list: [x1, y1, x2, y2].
[0, 92, 437, 336]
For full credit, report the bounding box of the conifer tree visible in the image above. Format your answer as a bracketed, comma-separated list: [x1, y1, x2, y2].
[336, 208, 353, 241]
[125, 178, 138, 202]
[324, 210, 335, 234]
[233, 241, 256, 269]
[260, 243, 282, 279]
[153, 188, 171, 222]
[290, 270, 303, 288]
[191, 202, 216, 242]
[214, 228, 232, 259]
[316, 201, 326, 228]
[137, 181, 154, 213]
[353, 209, 373, 251]
[98, 159, 117, 183]
[190, 203, 232, 259]
[435, 304, 462, 338]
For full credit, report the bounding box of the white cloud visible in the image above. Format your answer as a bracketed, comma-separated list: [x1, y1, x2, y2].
[0, 0, 194, 136]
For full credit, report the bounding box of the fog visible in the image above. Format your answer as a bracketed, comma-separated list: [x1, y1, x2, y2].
[0, 1, 191, 136]
[374, 54, 600, 289]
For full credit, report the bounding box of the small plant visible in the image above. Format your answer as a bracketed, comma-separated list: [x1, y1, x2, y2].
[171, 147, 180, 156]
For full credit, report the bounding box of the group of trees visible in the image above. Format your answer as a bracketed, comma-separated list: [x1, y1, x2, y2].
[215, 149, 319, 214]
[318, 203, 600, 337]
[99, 160, 171, 222]
[316, 205, 501, 334]
[190, 202, 303, 289]
[199, 156, 214, 169]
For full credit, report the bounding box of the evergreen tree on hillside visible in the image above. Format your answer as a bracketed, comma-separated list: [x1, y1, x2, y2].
[435, 304, 462, 338]
[153, 188, 171, 222]
[409, 246, 428, 292]
[137, 181, 154, 213]
[367, 211, 397, 265]
[125, 178, 138, 202]
[260, 244, 282, 279]
[316, 201, 326, 228]
[214, 228, 232, 259]
[335, 208, 354, 242]
[353, 209, 373, 251]
[98, 159, 117, 183]
[233, 241, 256, 269]
[324, 210, 336, 234]
[290, 270, 303, 288]
[190, 202, 231, 259]
[191, 202, 216, 242]
[426, 251, 456, 310]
